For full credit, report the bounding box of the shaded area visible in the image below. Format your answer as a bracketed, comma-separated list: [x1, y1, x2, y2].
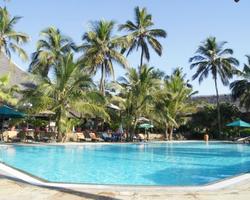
[0, 174, 120, 200]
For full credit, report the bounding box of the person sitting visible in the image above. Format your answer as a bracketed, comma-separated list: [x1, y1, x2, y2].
[2, 126, 20, 142]
[89, 131, 103, 142]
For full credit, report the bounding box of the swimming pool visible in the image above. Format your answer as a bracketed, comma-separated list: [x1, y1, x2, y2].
[0, 142, 249, 186]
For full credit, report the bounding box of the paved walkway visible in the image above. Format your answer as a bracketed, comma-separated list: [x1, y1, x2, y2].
[0, 175, 249, 200]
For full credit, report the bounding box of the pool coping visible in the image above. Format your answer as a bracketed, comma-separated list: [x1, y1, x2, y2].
[1, 141, 250, 191]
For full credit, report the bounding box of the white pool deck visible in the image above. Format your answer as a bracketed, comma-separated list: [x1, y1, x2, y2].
[0, 141, 250, 200]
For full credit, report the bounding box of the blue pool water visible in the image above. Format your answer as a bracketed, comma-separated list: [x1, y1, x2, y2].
[0, 142, 250, 186]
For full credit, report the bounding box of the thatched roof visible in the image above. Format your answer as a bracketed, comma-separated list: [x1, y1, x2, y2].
[0, 54, 31, 88]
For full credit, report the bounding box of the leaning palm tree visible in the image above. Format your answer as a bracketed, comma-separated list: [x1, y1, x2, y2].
[29, 26, 76, 77]
[230, 55, 250, 110]
[0, 6, 29, 61]
[190, 37, 239, 134]
[119, 6, 167, 71]
[23, 53, 109, 141]
[79, 20, 129, 96]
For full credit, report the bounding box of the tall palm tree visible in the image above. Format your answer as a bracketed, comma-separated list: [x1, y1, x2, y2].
[190, 37, 239, 134]
[29, 27, 76, 77]
[23, 53, 109, 141]
[79, 20, 129, 96]
[230, 55, 250, 110]
[119, 6, 167, 72]
[0, 6, 29, 61]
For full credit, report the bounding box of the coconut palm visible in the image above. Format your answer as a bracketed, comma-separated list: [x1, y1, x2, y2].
[189, 37, 239, 134]
[79, 20, 129, 96]
[109, 65, 158, 139]
[230, 55, 250, 110]
[153, 68, 195, 140]
[23, 53, 109, 141]
[119, 6, 167, 71]
[0, 6, 29, 61]
[29, 27, 76, 77]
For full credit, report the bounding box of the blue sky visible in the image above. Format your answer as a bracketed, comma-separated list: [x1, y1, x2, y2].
[1, 0, 250, 95]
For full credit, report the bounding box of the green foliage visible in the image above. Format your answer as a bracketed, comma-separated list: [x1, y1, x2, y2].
[0, 6, 29, 60]
[29, 26, 76, 77]
[239, 128, 250, 136]
[188, 103, 241, 138]
[79, 20, 129, 95]
[153, 68, 195, 139]
[23, 53, 109, 140]
[0, 74, 19, 105]
[190, 37, 239, 85]
[230, 55, 250, 110]
[119, 6, 167, 68]
[107, 65, 158, 138]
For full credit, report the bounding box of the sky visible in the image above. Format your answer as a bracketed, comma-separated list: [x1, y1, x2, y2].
[1, 0, 250, 96]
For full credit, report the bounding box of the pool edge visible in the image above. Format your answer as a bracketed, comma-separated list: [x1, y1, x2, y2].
[1, 162, 250, 191]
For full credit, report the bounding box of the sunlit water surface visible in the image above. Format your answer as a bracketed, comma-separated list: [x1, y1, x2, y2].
[0, 142, 250, 186]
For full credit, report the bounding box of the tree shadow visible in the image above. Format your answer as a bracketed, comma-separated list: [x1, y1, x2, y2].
[0, 174, 120, 200]
[143, 160, 250, 186]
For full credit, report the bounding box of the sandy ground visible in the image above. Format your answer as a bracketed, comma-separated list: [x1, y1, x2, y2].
[0, 174, 249, 200]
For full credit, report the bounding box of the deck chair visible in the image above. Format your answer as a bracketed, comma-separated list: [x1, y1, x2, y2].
[76, 132, 86, 142]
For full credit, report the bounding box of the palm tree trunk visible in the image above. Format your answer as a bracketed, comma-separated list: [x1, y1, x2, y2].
[214, 77, 222, 135]
[56, 108, 63, 142]
[139, 47, 144, 74]
[100, 64, 106, 96]
[165, 123, 169, 140]
[169, 126, 173, 141]
[131, 116, 138, 141]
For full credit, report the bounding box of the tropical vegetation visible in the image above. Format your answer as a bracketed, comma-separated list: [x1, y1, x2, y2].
[230, 55, 250, 110]
[153, 68, 195, 140]
[22, 53, 108, 141]
[1, 5, 249, 142]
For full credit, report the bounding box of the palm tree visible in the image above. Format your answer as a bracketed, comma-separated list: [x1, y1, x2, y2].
[0, 6, 29, 61]
[190, 37, 239, 134]
[23, 53, 109, 141]
[79, 20, 129, 96]
[29, 27, 76, 77]
[153, 68, 195, 140]
[119, 6, 167, 72]
[230, 55, 250, 110]
[110, 65, 158, 139]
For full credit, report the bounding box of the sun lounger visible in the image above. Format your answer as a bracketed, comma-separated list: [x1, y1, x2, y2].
[133, 134, 146, 142]
[235, 136, 250, 143]
[138, 134, 146, 142]
[25, 135, 35, 143]
[89, 132, 103, 142]
[76, 132, 86, 142]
